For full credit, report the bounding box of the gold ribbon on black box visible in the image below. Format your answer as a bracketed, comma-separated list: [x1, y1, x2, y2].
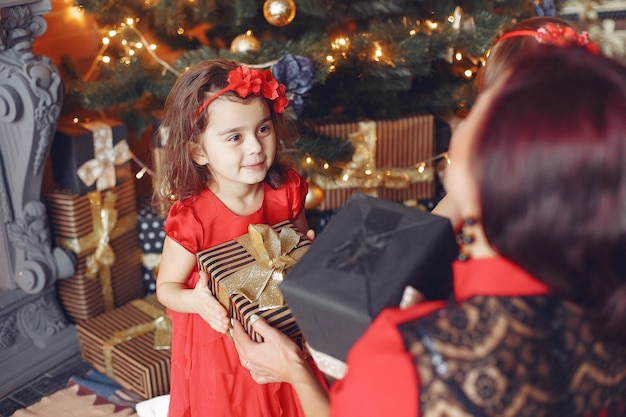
[56, 189, 137, 311]
[222, 224, 302, 311]
[77, 121, 132, 190]
[102, 298, 172, 378]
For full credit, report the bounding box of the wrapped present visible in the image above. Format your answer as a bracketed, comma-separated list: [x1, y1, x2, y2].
[76, 295, 171, 399]
[138, 206, 166, 255]
[310, 115, 436, 210]
[51, 118, 132, 195]
[137, 206, 165, 295]
[280, 193, 458, 379]
[197, 221, 311, 344]
[46, 180, 144, 321]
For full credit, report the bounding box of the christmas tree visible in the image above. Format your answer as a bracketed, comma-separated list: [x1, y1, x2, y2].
[61, 0, 564, 194]
[65, 0, 563, 128]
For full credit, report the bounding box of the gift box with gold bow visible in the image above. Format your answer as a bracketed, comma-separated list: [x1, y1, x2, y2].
[51, 118, 133, 195]
[197, 221, 312, 344]
[76, 295, 171, 399]
[310, 114, 436, 211]
[281, 193, 458, 379]
[46, 180, 144, 321]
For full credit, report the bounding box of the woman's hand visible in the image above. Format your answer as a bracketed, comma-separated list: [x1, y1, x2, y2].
[231, 315, 330, 417]
[230, 315, 305, 384]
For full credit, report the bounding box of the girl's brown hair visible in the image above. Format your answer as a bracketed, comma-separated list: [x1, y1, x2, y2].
[153, 59, 297, 210]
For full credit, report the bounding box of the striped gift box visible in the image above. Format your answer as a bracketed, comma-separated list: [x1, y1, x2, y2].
[76, 295, 170, 399]
[312, 114, 435, 210]
[46, 180, 144, 321]
[197, 221, 311, 344]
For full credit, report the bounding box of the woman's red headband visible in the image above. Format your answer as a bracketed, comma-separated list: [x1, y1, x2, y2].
[497, 23, 599, 54]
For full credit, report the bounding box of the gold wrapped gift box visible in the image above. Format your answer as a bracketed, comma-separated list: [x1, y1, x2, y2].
[76, 295, 171, 399]
[46, 180, 144, 321]
[197, 221, 311, 344]
[311, 114, 436, 210]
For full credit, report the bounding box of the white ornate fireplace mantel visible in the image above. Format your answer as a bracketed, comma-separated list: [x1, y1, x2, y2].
[0, 0, 79, 396]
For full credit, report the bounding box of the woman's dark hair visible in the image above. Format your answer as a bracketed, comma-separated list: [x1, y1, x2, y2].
[153, 59, 296, 210]
[475, 45, 626, 339]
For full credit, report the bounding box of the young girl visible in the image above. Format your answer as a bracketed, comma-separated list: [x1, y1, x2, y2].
[154, 59, 310, 417]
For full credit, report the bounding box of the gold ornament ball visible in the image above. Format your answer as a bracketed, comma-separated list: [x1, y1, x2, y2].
[305, 181, 324, 210]
[263, 0, 296, 27]
[230, 32, 261, 54]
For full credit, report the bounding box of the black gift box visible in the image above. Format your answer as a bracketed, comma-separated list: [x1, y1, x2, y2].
[51, 118, 132, 195]
[281, 193, 457, 376]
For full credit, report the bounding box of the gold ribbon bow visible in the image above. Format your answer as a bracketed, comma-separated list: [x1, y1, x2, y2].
[85, 190, 118, 311]
[221, 224, 301, 311]
[312, 121, 433, 192]
[103, 298, 171, 378]
[77, 121, 132, 190]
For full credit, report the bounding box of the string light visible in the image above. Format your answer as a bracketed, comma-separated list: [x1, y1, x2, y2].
[82, 17, 179, 80]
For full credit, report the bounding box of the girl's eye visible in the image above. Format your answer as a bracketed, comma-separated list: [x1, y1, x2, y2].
[258, 124, 272, 135]
[228, 134, 242, 142]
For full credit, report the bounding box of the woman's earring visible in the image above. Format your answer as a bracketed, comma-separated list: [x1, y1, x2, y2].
[457, 217, 478, 261]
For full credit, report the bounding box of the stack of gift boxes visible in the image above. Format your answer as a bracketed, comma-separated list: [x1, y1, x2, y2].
[46, 118, 170, 399]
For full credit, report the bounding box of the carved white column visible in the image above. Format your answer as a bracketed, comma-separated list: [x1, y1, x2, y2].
[0, 0, 79, 396]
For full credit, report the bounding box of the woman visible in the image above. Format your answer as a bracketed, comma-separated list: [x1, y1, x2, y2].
[231, 45, 626, 416]
[433, 16, 594, 227]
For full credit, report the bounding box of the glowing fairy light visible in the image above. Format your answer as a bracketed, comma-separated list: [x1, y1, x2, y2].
[373, 42, 383, 62]
[331, 36, 349, 50]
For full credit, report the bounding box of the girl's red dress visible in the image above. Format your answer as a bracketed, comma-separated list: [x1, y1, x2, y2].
[164, 169, 308, 417]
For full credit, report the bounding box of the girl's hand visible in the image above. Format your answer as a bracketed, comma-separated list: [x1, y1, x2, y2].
[230, 315, 305, 384]
[194, 270, 229, 333]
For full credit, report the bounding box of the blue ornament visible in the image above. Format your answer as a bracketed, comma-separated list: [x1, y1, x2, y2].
[273, 52, 315, 115]
[533, 0, 556, 16]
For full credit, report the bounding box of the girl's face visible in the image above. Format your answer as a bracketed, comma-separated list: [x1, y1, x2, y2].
[193, 96, 277, 191]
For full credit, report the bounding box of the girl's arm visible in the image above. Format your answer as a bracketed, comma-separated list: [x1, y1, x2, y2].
[156, 237, 230, 333]
[231, 317, 329, 417]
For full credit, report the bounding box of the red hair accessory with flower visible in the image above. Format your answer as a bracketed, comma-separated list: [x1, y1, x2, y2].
[195, 65, 289, 119]
[497, 23, 599, 54]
